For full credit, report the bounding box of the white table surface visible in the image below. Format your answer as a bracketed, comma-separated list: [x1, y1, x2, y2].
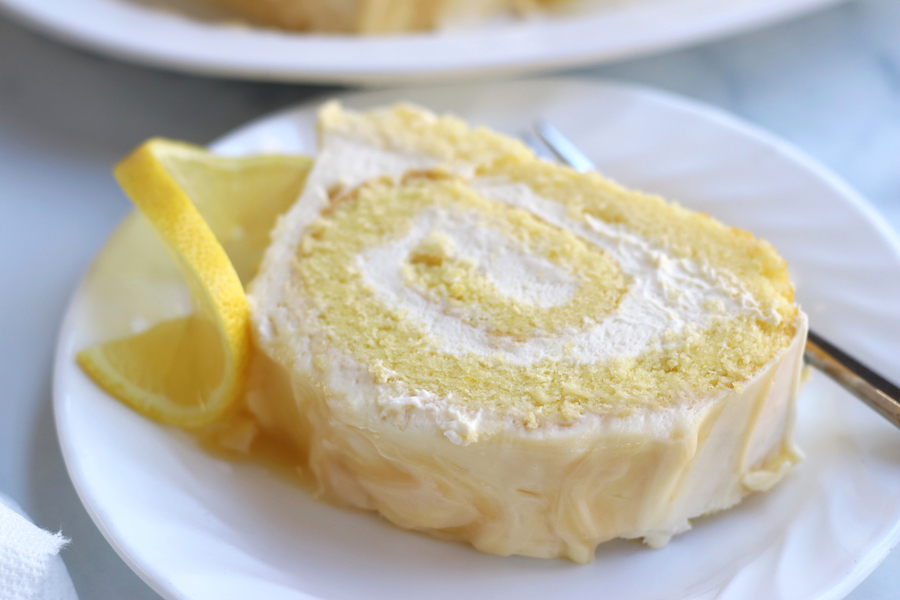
[0, 0, 897, 597]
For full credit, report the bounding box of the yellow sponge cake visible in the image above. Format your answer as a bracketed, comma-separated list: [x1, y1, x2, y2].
[246, 102, 807, 563]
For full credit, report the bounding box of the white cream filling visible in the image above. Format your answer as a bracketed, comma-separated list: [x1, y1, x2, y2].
[249, 112, 807, 560]
[362, 206, 580, 309]
[274, 315, 807, 561]
[313, 134, 437, 191]
[351, 177, 778, 368]
[253, 130, 791, 444]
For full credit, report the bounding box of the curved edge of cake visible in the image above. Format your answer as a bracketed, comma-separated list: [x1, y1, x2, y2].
[243, 101, 808, 563]
[247, 311, 806, 563]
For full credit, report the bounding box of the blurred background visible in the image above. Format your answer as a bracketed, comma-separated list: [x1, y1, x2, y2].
[0, 0, 898, 597]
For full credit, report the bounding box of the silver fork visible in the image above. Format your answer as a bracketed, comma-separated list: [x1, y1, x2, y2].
[527, 121, 900, 431]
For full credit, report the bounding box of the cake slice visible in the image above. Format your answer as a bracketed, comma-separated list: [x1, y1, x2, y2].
[247, 102, 807, 563]
[201, 0, 571, 33]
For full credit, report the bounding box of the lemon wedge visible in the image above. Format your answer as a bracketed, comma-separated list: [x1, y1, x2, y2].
[77, 139, 312, 427]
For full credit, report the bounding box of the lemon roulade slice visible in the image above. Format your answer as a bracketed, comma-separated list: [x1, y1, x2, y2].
[249, 103, 808, 563]
[77, 139, 311, 428]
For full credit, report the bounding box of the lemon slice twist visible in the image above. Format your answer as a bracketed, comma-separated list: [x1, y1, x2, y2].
[77, 139, 311, 427]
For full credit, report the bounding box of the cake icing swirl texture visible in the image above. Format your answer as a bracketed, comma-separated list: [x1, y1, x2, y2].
[246, 102, 807, 562]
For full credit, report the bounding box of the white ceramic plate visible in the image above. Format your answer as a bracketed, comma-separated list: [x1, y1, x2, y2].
[1, 0, 847, 84]
[54, 78, 900, 600]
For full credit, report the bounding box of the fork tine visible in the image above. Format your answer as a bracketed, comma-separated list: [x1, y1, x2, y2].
[518, 130, 557, 162]
[534, 120, 597, 173]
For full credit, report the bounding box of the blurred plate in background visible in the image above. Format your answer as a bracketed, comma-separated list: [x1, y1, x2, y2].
[1, 0, 846, 84]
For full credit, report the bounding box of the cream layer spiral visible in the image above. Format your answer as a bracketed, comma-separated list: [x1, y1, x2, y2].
[246, 102, 807, 563]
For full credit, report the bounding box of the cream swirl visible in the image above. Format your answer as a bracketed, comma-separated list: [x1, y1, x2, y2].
[246, 102, 807, 562]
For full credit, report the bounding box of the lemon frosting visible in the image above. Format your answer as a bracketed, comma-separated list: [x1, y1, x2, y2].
[247, 102, 807, 562]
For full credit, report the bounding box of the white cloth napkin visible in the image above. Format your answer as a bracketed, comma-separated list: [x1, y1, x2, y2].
[0, 493, 78, 600]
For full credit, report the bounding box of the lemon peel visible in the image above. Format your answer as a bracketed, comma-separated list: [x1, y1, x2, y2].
[77, 139, 311, 427]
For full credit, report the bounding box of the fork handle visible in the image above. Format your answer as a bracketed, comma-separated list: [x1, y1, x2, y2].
[804, 329, 900, 429]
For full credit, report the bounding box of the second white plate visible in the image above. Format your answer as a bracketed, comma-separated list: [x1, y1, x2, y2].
[2, 0, 846, 84]
[55, 78, 900, 600]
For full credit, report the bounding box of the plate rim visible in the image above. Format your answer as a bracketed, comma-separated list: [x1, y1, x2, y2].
[53, 76, 900, 600]
[0, 0, 848, 84]
[53, 241, 190, 600]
